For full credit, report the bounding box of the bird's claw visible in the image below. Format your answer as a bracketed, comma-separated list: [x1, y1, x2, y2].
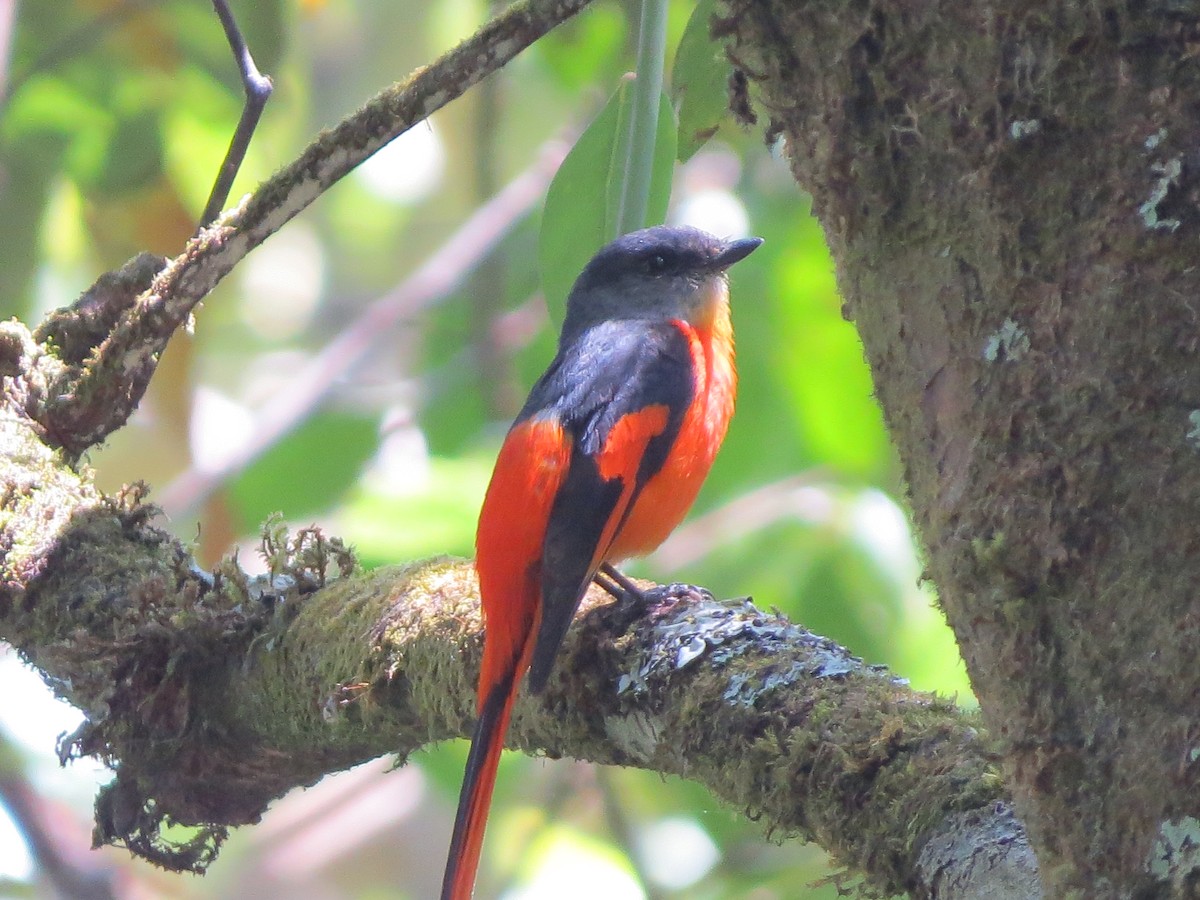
[642, 582, 714, 609]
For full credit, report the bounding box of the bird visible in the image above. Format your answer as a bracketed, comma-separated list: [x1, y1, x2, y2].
[440, 224, 762, 899]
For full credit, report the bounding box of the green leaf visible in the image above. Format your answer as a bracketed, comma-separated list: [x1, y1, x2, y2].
[671, 0, 733, 162]
[538, 81, 677, 320]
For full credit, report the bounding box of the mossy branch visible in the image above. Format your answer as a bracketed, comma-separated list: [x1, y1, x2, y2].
[0, 347, 1035, 895]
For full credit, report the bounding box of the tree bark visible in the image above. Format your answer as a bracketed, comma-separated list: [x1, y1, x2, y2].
[723, 0, 1200, 894]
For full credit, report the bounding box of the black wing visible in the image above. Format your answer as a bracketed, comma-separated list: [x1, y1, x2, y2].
[521, 319, 695, 692]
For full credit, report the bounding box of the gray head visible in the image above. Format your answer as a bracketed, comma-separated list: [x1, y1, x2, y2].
[559, 225, 762, 345]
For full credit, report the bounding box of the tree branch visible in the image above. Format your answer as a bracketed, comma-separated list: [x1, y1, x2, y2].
[0, 729, 116, 900]
[22, 0, 595, 459]
[157, 138, 567, 520]
[200, 0, 274, 228]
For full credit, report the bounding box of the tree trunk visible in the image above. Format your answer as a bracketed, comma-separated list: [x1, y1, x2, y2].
[726, 1, 1200, 894]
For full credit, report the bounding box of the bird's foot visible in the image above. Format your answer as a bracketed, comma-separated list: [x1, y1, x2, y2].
[644, 582, 715, 606]
[593, 563, 646, 602]
[594, 565, 713, 615]
[636, 583, 715, 620]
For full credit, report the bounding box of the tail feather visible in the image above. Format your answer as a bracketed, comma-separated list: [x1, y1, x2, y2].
[441, 660, 524, 900]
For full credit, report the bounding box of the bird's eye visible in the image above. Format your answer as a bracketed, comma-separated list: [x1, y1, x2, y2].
[647, 254, 668, 274]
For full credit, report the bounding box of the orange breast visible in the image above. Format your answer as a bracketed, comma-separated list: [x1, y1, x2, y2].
[606, 302, 736, 560]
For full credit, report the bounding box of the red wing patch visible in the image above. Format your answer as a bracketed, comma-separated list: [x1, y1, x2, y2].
[474, 417, 570, 703]
[591, 404, 671, 566]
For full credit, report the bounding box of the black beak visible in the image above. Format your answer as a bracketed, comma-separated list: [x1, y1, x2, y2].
[711, 236, 764, 270]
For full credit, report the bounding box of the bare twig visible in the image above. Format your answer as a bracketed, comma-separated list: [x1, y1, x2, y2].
[158, 140, 567, 518]
[201, 0, 273, 227]
[468, 32, 512, 417]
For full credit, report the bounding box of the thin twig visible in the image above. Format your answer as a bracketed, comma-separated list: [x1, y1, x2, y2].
[468, 14, 512, 417]
[201, 0, 274, 227]
[650, 471, 835, 572]
[158, 140, 567, 519]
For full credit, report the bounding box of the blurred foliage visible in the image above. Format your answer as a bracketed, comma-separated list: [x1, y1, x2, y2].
[0, 0, 970, 897]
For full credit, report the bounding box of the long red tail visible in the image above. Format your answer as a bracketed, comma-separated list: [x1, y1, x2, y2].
[441, 653, 525, 900]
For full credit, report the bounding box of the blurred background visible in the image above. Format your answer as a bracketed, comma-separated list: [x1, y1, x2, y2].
[0, 0, 972, 897]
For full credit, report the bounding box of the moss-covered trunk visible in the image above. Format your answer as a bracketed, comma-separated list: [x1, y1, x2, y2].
[727, 1, 1200, 894]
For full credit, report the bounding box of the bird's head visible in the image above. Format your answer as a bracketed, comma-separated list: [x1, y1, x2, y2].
[560, 225, 762, 344]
